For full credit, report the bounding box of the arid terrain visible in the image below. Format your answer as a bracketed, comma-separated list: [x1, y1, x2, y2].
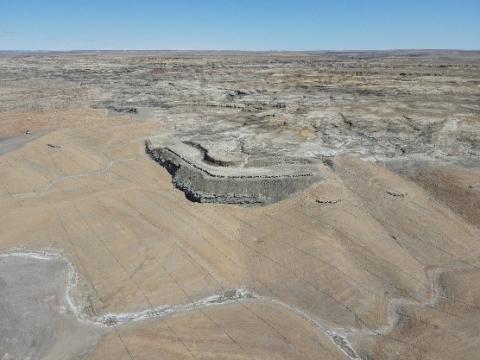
[1, 51, 479, 360]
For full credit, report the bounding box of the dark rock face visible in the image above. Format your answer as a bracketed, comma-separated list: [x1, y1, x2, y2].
[106, 106, 138, 114]
[146, 141, 322, 205]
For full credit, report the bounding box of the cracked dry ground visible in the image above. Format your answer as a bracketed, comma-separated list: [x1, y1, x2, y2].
[1, 52, 480, 360]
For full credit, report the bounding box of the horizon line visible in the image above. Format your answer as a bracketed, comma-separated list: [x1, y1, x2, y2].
[1, 48, 480, 53]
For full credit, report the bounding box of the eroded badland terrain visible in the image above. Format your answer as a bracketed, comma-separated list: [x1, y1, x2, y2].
[1, 51, 479, 359]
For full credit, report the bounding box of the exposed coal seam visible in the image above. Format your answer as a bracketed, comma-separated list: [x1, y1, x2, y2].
[145, 142, 322, 205]
[146, 146, 265, 204]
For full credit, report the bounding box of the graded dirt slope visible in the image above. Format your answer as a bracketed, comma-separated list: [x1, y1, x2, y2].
[411, 165, 480, 227]
[1, 51, 479, 359]
[1, 106, 479, 359]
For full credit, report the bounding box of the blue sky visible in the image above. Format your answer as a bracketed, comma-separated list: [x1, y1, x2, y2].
[1, 0, 479, 50]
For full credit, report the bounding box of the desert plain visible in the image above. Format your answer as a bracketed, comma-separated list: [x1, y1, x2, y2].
[0, 50, 479, 359]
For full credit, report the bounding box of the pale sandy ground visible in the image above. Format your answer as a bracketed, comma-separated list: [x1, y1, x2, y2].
[1, 107, 480, 359]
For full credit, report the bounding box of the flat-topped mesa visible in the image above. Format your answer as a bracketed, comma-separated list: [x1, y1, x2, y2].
[146, 136, 323, 205]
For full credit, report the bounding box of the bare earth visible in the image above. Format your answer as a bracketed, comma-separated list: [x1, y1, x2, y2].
[0, 51, 479, 360]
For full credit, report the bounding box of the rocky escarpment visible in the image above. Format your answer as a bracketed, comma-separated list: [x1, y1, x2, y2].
[146, 137, 322, 205]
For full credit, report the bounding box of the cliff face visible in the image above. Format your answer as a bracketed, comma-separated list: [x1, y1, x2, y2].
[146, 139, 322, 205]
